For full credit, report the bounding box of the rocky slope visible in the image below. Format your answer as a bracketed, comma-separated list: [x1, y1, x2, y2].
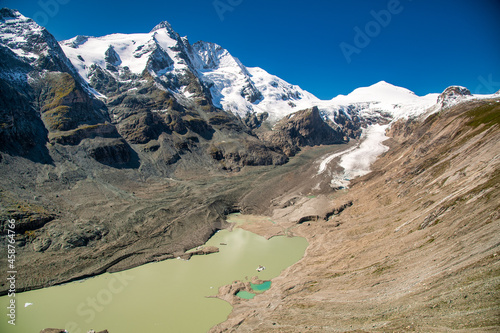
[210, 97, 500, 332]
[260, 106, 347, 156]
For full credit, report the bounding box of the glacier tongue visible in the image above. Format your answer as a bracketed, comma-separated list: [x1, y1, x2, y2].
[338, 124, 390, 180]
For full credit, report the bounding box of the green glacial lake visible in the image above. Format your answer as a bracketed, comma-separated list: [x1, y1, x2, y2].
[0, 218, 307, 332]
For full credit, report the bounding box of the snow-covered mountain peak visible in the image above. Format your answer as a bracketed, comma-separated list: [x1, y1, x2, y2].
[150, 20, 181, 41]
[334, 81, 418, 104]
[0, 8, 29, 23]
[323, 81, 440, 121]
[0, 8, 47, 61]
[150, 21, 174, 32]
[437, 86, 472, 108]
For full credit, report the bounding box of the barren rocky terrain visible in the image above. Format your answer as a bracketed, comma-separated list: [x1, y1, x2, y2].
[0, 126, 349, 295]
[211, 99, 500, 332]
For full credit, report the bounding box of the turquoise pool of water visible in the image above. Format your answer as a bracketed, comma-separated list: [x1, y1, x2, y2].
[250, 281, 272, 292]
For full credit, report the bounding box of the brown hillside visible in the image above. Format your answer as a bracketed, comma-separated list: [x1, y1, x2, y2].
[211, 98, 500, 332]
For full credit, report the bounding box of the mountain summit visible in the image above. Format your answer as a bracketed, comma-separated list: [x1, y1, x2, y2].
[150, 20, 176, 33]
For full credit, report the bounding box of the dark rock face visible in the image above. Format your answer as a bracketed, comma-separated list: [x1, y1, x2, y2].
[437, 86, 472, 108]
[240, 80, 263, 103]
[146, 43, 174, 73]
[209, 138, 288, 170]
[105, 45, 121, 67]
[0, 77, 50, 161]
[36, 72, 109, 132]
[83, 138, 134, 166]
[0, 10, 118, 164]
[243, 112, 268, 130]
[262, 106, 347, 156]
[334, 110, 363, 139]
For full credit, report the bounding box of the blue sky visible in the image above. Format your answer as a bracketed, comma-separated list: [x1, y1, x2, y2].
[3, 0, 500, 99]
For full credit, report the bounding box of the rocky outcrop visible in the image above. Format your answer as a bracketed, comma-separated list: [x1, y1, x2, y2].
[324, 200, 353, 220]
[296, 215, 320, 224]
[83, 138, 134, 166]
[437, 86, 472, 108]
[212, 280, 252, 306]
[37, 72, 108, 132]
[146, 43, 174, 73]
[179, 245, 220, 260]
[243, 112, 269, 130]
[0, 76, 50, 162]
[48, 123, 120, 145]
[209, 138, 288, 170]
[240, 80, 263, 103]
[104, 45, 121, 68]
[262, 106, 346, 156]
[333, 110, 364, 139]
